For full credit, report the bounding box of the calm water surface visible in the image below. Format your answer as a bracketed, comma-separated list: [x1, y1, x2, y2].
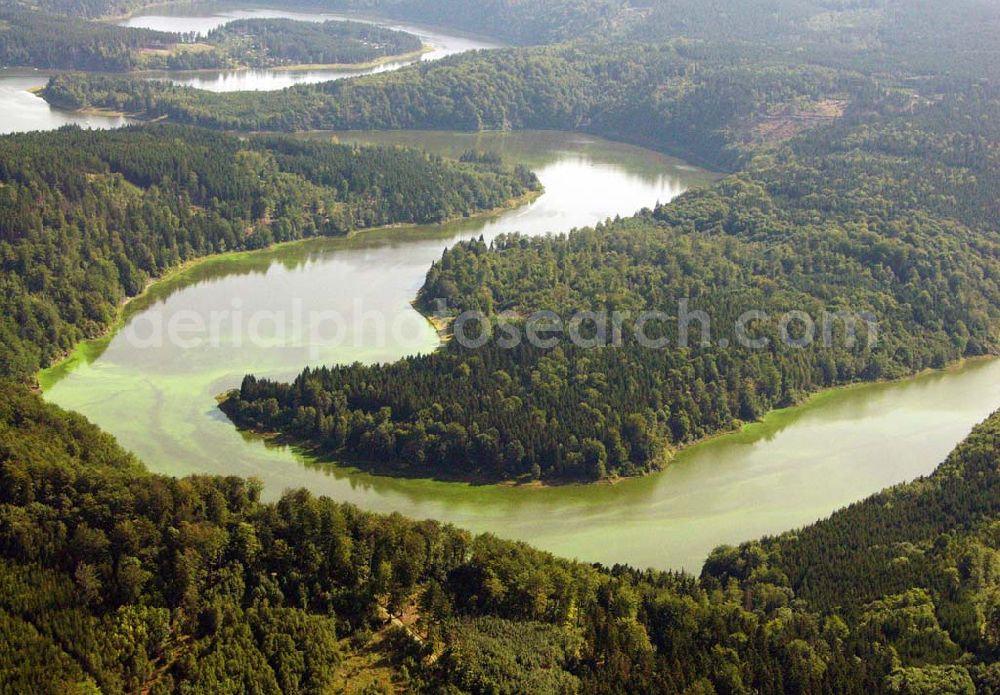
[119, 3, 500, 91]
[0, 69, 133, 134]
[40, 130, 1000, 572]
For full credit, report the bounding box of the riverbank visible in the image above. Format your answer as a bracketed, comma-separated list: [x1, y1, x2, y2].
[101, 0, 508, 48]
[35, 128, 995, 571]
[270, 45, 432, 71]
[29, 84, 136, 118]
[219, 294, 999, 489]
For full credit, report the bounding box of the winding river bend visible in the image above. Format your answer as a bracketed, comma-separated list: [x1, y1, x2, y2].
[39, 130, 1000, 572]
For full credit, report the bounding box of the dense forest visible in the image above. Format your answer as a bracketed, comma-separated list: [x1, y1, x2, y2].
[44, 0, 998, 484]
[0, 7, 425, 71]
[2, 382, 1000, 693]
[0, 5, 176, 71]
[200, 18, 424, 68]
[36, 0, 1000, 134]
[12, 0, 626, 44]
[17, 0, 1000, 71]
[0, 125, 539, 383]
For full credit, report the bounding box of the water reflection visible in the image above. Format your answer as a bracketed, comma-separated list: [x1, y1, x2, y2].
[0, 3, 497, 131]
[0, 68, 132, 134]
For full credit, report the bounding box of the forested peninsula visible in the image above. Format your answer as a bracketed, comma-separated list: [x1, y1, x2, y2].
[24, 1, 1000, 486]
[49, 0, 998, 484]
[0, 125, 539, 382]
[219, 63, 1000, 481]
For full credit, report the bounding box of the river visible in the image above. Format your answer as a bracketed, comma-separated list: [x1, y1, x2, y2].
[39, 129, 1000, 572]
[0, 68, 134, 135]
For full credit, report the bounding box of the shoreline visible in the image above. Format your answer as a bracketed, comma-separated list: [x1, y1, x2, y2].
[24, 116, 994, 491]
[218, 288, 1000, 488]
[98, 0, 507, 47]
[36, 186, 543, 390]
[131, 44, 433, 76]
[16, 45, 432, 89]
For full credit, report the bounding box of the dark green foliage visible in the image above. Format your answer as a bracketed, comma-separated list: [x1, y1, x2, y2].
[5, 0, 1000, 691]
[0, 124, 539, 383]
[0, 5, 175, 70]
[40, 45, 858, 169]
[701, 411, 1000, 693]
[739, 389, 1000, 617]
[432, 617, 583, 694]
[24, 0, 625, 44]
[3, 387, 1000, 693]
[23, 0, 1000, 76]
[313, 0, 624, 45]
[14, 0, 150, 19]
[625, 0, 1000, 79]
[0, 386, 341, 694]
[202, 18, 423, 67]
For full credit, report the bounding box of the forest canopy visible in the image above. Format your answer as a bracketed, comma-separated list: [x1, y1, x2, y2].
[3, 0, 1000, 691]
[0, 125, 539, 383]
[18, 0, 1000, 76]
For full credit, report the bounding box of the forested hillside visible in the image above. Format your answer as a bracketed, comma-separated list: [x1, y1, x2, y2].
[5, 0, 1000, 691]
[703, 406, 1000, 694]
[15, 0, 626, 43]
[19, 0, 1000, 73]
[0, 125, 539, 383]
[625, 0, 1000, 79]
[2, 384, 999, 693]
[0, 5, 176, 71]
[750, 402, 1000, 618]
[41, 44, 866, 169]
[37, 0, 1000, 486]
